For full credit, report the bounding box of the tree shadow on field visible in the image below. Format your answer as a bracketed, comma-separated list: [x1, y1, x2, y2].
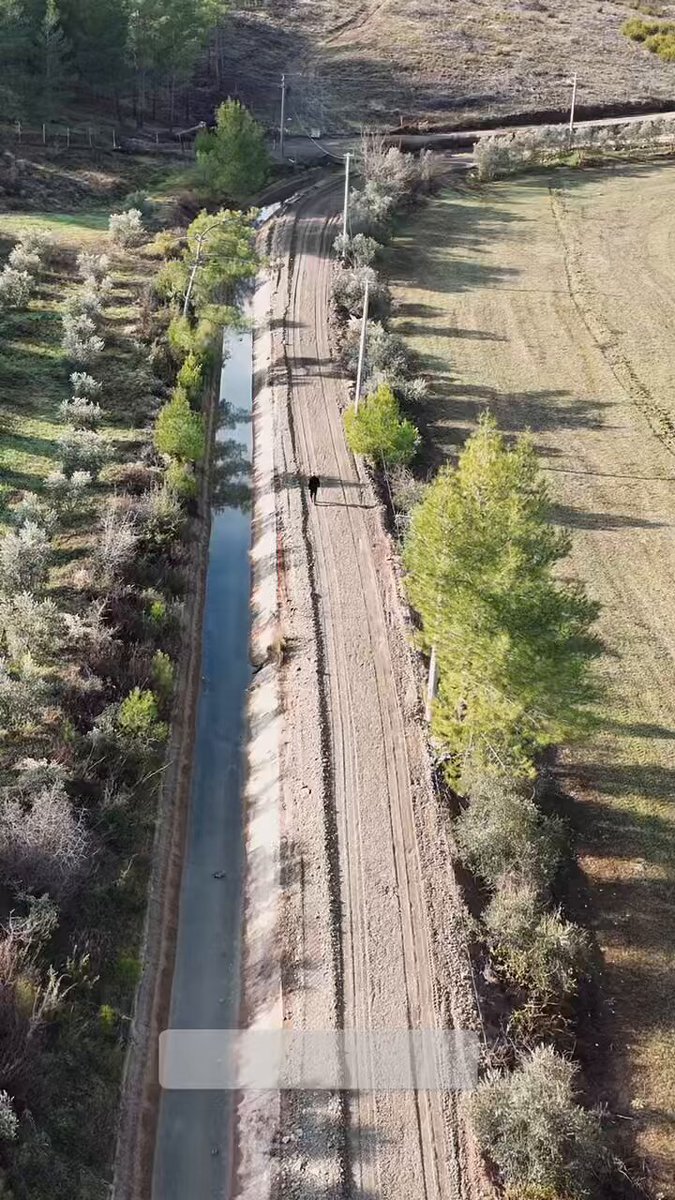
[549, 503, 670, 532]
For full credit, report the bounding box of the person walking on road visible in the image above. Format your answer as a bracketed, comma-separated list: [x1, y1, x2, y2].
[308, 474, 320, 505]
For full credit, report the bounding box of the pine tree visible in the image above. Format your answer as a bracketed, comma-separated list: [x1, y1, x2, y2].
[404, 413, 602, 776]
[195, 100, 270, 203]
[40, 0, 70, 118]
[344, 382, 419, 467]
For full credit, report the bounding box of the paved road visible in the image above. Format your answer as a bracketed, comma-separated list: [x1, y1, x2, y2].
[270, 181, 477, 1198]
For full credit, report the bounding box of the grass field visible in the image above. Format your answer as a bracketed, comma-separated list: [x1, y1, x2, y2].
[0, 210, 155, 519]
[387, 164, 675, 1192]
[223, 0, 675, 131]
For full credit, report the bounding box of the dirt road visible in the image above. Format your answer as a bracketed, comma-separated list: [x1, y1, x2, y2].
[265, 182, 482, 1198]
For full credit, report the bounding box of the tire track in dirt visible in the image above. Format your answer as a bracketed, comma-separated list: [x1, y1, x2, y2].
[272, 179, 481, 1199]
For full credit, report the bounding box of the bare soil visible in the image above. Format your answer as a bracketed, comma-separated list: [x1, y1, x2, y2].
[221, 0, 675, 132]
[387, 165, 675, 1196]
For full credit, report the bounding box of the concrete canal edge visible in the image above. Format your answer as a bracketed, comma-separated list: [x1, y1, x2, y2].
[235, 262, 283, 1200]
[112, 357, 220, 1200]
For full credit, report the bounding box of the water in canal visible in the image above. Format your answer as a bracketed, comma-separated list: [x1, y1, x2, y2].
[152, 327, 253, 1199]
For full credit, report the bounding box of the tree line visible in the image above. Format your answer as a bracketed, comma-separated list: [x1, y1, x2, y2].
[0, 0, 227, 125]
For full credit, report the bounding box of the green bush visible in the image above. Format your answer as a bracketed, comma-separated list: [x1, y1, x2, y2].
[148, 598, 167, 627]
[344, 382, 419, 467]
[455, 775, 564, 891]
[117, 688, 168, 747]
[165, 459, 198, 500]
[154, 387, 205, 464]
[483, 877, 588, 1000]
[471, 1046, 606, 1199]
[177, 351, 204, 405]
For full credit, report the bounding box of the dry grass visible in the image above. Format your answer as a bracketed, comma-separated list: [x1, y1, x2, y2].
[386, 164, 675, 1193]
[223, 0, 675, 131]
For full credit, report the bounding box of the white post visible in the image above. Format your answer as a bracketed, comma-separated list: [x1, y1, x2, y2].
[279, 73, 287, 160]
[425, 645, 439, 723]
[354, 277, 369, 412]
[342, 152, 351, 249]
[569, 73, 578, 134]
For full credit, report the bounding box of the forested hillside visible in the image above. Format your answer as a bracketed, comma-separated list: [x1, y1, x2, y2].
[0, 0, 228, 127]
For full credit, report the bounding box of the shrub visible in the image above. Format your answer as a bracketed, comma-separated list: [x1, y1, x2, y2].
[155, 387, 205, 463]
[108, 208, 145, 247]
[59, 429, 109, 477]
[455, 776, 564, 890]
[349, 179, 397, 235]
[484, 877, 588, 999]
[0, 657, 49, 734]
[135, 485, 186, 550]
[8, 243, 41, 275]
[76, 251, 110, 283]
[340, 318, 411, 379]
[471, 1046, 606, 1199]
[45, 470, 91, 517]
[0, 593, 65, 662]
[344, 382, 419, 467]
[153, 259, 188, 305]
[58, 397, 103, 429]
[0, 268, 33, 310]
[70, 371, 102, 399]
[332, 264, 391, 320]
[93, 505, 138, 583]
[61, 312, 105, 363]
[10, 492, 56, 533]
[333, 232, 381, 267]
[0, 522, 50, 594]
[0, 780, 93, 902]
[151, 650, 175, 703]
[149, 230, 183, 260]
[117, 688, 167, 746]
[122, 190, 157, 223]
[63, 282, 105, 322]
[165, 459, 198, 500]
[177, 351, 204, 404]
[0, 1092, 18, 1142]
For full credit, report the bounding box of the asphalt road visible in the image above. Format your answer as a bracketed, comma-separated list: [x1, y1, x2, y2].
[151, 331, 253, 1200]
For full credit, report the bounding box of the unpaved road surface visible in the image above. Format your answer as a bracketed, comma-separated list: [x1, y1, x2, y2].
[265, 181, 484, 1198]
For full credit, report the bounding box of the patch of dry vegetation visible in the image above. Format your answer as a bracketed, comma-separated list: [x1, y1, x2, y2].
[221, 0, 675, 131]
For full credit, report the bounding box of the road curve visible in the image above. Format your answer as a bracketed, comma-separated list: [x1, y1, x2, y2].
[269, 181, 481, 1198]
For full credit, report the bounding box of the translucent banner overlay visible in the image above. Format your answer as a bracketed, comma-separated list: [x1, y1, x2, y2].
[159, 1030, 480, 1092]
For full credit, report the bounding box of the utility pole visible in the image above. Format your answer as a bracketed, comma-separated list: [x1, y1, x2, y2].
[279, 73, 287, 160]
[354, 277, 370, 412]
[342, 152, 351, 249]
[425, 644, 439, 723]
[569, 72, 578, 135]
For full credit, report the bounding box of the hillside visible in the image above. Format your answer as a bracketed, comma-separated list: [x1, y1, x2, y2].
[220, 0, 675, 132]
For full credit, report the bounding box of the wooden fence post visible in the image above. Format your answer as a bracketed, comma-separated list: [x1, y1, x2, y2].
[15, 121, 21, 144]
[66, 127, 71, 149]
[42, 123, 46, 145]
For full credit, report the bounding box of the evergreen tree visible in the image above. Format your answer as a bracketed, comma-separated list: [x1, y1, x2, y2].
[404, 413, 602, 776]
[59, 0, 128, 104]
[195, 100, 270, 203]
[344, 382, 419, 467]
[40, 0, 70, 118]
